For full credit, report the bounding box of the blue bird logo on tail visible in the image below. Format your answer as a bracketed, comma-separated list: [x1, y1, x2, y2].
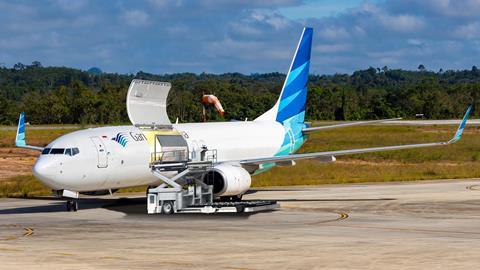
[112, 132, 129, 147]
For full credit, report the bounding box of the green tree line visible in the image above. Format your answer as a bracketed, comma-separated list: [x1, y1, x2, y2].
[0, 63, 479, 125]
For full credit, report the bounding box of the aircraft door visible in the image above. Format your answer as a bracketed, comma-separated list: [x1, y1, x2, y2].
[90, 136, 108, 168]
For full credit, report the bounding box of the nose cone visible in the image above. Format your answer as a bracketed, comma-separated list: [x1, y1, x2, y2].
[32, 158, 60, 189]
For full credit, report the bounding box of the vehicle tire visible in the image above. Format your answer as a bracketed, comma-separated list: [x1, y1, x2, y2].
[235, 205, 245, 213]
[66, 201, 72, 212]
[161, 201, 174, 215]
[72, 201, 78, 212]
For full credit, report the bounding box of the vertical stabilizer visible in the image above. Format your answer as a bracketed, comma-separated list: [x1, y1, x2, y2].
[255, 27, 313, 124]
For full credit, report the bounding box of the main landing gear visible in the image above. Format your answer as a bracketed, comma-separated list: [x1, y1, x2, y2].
[66, 200, 78, 212]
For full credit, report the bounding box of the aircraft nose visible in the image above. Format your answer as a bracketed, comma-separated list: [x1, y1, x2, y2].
[32, 158, 58, 187]
[33, 159, 50, 178]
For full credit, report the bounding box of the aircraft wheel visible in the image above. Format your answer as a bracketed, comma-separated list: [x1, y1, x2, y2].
[161, 201, 174, 215]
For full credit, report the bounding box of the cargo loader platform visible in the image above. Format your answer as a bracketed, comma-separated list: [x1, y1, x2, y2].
[147, 146, 279, 215]
[146, 181, 279, 215]
[180, 200, 280, 214]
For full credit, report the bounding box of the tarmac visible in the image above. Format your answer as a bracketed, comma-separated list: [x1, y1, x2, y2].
[1, 179, 480, 269]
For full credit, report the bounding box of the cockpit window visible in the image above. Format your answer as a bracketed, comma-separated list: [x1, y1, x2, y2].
[42, 147, 79, 156]
[50, 148, 65, 154]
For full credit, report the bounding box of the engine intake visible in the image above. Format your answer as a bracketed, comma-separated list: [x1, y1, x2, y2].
[203, 164, 251, 197]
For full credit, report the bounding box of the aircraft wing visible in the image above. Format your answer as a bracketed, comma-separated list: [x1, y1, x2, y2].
[15, 112, 44, 152]
[240, 106, 471, 168]
[302, 118, 402, 133]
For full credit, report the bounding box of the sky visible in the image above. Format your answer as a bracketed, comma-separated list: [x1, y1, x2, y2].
[1, 0, 480, 75]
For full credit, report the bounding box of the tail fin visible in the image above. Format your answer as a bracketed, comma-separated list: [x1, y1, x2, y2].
[255, 27, 313, 124]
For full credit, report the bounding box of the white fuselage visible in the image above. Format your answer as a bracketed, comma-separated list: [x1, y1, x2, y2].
[33, 121, 286, 192]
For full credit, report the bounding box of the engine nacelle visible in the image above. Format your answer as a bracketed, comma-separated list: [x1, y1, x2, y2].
[203, 164, 252, 197]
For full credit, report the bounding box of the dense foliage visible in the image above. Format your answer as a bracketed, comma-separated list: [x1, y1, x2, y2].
[1, 62, 480, 125]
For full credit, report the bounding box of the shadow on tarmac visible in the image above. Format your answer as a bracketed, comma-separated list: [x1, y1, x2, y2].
[0, 201, 67, 214]
[104, 197, 263, 219]
[0, 196, 395, 215]
[0, 197, 260, 218]
[0, 197, 139, 215]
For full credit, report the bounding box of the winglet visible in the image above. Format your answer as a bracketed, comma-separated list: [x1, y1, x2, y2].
[449, 105, 472, 143]
[15, 112, 26, 147]
[15, 112, 44, 151]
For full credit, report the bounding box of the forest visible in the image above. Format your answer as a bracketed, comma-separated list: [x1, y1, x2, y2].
[1, 62, 480, 125]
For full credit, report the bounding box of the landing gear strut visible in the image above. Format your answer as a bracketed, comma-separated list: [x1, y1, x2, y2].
[66, 200, 78, 212]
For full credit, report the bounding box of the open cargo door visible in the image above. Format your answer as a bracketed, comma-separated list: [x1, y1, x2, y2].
[126, 79, 172, 126]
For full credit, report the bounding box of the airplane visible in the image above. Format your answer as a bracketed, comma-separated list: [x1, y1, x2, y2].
[15, 27, 471, 212]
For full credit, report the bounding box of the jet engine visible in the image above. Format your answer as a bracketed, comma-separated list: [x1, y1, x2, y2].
[202, 164, 251, 197]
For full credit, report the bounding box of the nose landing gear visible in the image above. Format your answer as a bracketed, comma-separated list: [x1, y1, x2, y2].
[66, 200, 78, 212]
